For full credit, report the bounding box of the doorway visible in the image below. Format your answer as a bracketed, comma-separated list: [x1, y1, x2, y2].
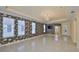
[54, 25, 62, 35]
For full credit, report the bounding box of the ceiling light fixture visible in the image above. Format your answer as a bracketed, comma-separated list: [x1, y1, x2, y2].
[41, 10, 54, 21]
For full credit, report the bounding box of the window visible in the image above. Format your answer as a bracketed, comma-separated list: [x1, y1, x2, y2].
[3, 17, 15, 38]
[32, 22, 36, 34]
[18, 20, 25, 36]
[43, 24, 46, 32]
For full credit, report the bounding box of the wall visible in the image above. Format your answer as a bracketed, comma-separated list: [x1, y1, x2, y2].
[71, 11, 79, 49]
[36, 22, 44, 35]
[0, 11, 47, 44]
[76, 11, 79, 49]
[71, 19, 77, 44]
[61, 21, 71, 36]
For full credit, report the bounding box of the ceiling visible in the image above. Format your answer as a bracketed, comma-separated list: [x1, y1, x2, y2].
[5, 6, 79, 24]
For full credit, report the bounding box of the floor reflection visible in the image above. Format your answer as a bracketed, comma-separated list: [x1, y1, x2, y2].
[63, 36, 70, 42]
[54, 35, 59, 41]
[17, 45, 24, 52]
[0, 34, 78, 52]
[31, 41, 36, 50]
[42, 37, 47, 45]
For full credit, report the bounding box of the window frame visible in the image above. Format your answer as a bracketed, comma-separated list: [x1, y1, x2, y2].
[32, 22, 36, 34]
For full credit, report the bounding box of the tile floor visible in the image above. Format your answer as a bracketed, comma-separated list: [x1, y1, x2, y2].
[0, 34, 78, 52]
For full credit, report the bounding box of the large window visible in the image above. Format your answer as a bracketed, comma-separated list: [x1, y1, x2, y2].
[32, 22, 36, 34]
[18, 20, 25, 36]
[3, 17, 15, 38]
[43, 24, 46, 32]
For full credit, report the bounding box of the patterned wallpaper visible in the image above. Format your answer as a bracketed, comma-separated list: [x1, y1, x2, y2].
[36, 22, 43, 35]
[0, 12, 47, 44]
[0, 13, 3, 44]
[25, 20, 32, 38]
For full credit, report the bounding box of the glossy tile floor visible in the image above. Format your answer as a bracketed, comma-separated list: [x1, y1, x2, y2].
[0, 34, 79, 52]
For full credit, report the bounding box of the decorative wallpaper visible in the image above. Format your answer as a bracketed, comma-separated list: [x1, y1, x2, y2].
[0, 12, 47, 44]
[0, 13, 3, 44]
[0, 13, 17, 44]
[25, 20, 32, 38]
[36, 22, 43, 35]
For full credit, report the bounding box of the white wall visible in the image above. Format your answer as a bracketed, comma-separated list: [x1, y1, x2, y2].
[61, 19, 77, 44]
[71, 19, 77, 44]
[73, 10, 79, 49]
[61, 21, 71, 36]
[76, 11, 79, 49]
